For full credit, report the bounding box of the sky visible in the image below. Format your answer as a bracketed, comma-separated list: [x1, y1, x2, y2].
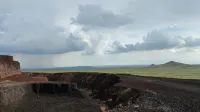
[0, 0, 200, 68]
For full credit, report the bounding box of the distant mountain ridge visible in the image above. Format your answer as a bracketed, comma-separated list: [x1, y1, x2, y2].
[22, 65, 149, 71]
[22, 61, 199, 71]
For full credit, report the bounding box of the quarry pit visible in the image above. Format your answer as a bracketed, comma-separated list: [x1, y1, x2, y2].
[0, 55, 200, 112]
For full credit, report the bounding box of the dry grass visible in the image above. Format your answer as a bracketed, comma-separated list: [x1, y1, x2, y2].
[22, 65, 200, 80]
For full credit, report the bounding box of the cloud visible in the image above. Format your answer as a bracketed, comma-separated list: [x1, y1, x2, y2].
[124, 0, 200, 30]
[0, 2, 123, 55]
[1, 0, 200, 64]
[108, 30, 200, 53]
[71, 4, 133, 28]
[160, 24, 184, 33]
[0, 0, 91, 54]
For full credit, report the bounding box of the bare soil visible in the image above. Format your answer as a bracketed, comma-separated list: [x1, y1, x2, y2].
[23, 72, 200, 112]
[1, 71, 200, 112]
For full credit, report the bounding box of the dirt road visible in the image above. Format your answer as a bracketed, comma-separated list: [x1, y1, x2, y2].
[117, 75, 200, 94]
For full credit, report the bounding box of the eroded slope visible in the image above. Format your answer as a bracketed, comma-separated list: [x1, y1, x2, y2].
[24, 72, 200, 112]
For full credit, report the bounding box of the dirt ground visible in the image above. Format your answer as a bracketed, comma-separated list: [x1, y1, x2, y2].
[115, 75, 200, 112]
[1, 72, 200, 112]
[1, 95, 100, 112]
[23, 72, 200, 112]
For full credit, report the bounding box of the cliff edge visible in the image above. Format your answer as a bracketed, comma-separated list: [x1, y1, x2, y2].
[0, 55, 48, 82]
[0, 55, 21, 78]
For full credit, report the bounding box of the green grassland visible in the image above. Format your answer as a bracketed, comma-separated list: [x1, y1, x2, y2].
[22, 61, 200, 80]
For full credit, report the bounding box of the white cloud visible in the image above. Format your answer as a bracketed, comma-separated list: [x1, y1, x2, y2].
[0, 0, 91, 54]
[1, 0, 200, 67]
[107, 30, 200, 53]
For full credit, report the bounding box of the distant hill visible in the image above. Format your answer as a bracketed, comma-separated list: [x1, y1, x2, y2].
[150, 64, 156, 67]
[22, 61, 199, 71]
[22, 65, 149, 71]
[158, 61, 190, 67]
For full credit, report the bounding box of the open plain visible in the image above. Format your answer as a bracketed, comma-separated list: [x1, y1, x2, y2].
[24, 61, 200, 79]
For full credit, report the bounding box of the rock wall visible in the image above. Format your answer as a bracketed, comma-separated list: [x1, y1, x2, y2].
[25, 72, 121, 90]
[0, 83, 33, 106]
[0, 55, 21, 79]
[0, 82, 85, 112]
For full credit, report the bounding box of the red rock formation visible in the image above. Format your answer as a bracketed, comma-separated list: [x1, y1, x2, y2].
[0, 55, 21, 78]
[0, 55, 48, 82]
[0, 74, 48, 82]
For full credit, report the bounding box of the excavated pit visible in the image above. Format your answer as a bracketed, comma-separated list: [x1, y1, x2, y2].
[0, 55, 99, 112]
[0, 82, 98, 112]
[1, 55, 200, 112]
[1, 72, 200, 112]
[24, 72, 200, 112]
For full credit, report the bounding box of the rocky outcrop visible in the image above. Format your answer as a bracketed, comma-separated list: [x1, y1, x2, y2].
[0, 55, 21, 78]
[0, 83, 33, 106]
[0, 82, 86, 112]
[0, 55, 48, 83]
[26, 72, 120, 89]
[0, 74, 48, 82]
[0, 55, 50, 110]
